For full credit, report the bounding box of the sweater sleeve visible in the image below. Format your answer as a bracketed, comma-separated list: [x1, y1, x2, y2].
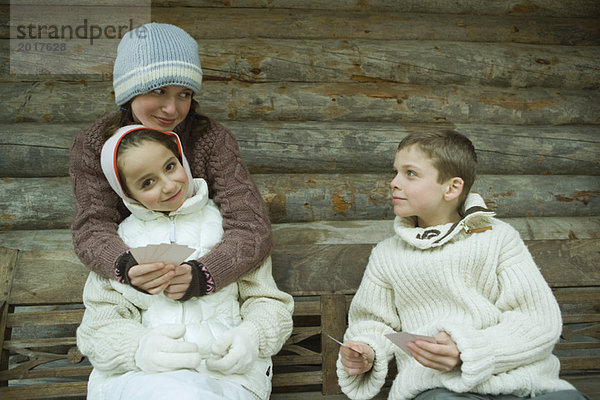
[193, 121, 273, 292]
[337, 244, 402, 400]
[76, 272, 148, 373]
[69, 115, 130, 279]
[435, 225, 563, 392]
[236, 256, 294, 358]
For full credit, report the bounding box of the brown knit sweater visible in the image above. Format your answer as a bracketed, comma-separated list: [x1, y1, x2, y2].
[69, 113, 272, 293]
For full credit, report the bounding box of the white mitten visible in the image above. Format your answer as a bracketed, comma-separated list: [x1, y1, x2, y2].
[135, 324, 201, 373]
[206, 322, 259, 375]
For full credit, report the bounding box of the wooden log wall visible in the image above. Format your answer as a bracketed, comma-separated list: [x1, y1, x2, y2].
[1, 1, 599, 225]
[0, 1, 599, 396]
[0, 2, 599, 296]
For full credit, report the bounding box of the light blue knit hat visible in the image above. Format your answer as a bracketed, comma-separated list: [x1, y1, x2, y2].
[113, 23, 203, 106]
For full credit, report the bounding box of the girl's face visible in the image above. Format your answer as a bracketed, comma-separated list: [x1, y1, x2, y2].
[390, 145, 456, 227]
[119, 140, 189, 212]
[130, 85, 193, 131]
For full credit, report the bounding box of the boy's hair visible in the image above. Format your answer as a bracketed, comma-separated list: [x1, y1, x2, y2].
[116, 129, 181, 194]
[397, 130, 477, 205]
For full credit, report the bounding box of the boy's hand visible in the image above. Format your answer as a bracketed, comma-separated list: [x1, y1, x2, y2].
[164, 263, 193, 300]
[128, 262, 176, 294]
[340, 340, 375, 376]
[406, 331, 461, 372]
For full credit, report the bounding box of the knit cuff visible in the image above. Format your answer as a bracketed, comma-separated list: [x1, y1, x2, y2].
[178, 259, 215, 301]
[114, 251, 152, 295]
[434, 323, 494, 392]
[114, 250, 137, 285]
[336, 335, 389, 400]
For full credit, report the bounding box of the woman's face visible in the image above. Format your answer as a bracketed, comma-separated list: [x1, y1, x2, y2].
[130, 85, 193, 131]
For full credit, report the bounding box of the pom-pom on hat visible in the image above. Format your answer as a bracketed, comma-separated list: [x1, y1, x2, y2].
[101, 125, 195, 204]
[113, 23, 203, 106]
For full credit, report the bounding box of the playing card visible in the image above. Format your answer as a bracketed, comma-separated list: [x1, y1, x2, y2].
[385, 332, 437, 355]
[130, 243, 195, 265]
[326, 335, 373, 362]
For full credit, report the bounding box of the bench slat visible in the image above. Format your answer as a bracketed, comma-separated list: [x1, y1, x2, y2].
[561, 357, 600, 371]
[0, 381, 87, 399]
[7, 309, 84, 327]
[0, 365, 91, 381]
[272, 370, 323, 387]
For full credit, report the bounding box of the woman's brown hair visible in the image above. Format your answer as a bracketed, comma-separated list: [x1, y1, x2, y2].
[100, 98, 210, 142]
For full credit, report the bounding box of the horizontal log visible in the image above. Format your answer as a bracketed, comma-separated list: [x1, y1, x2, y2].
[200, 82, 600, 125]
[3, 81, 598, 124]
[271, 239, 600, 295]
[3, 122, 598, 177]
[0, 229, 75, 250]
[1, 175, 598, 229]
[0, 123, 81, 177]
[200, 40, 600, 90]
[5, 39, 599, 90]
[5, 237, 599, 301]
[8, 248, 88, 305]
[150, 0, 600, 18]
[1, 6, 598, 46]
[1, 216, 599, 251]
[272, 216, 600, 245]
[153, 8, 600, 45]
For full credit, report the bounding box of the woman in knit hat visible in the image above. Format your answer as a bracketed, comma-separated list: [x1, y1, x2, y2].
[69, 23, 272, 300]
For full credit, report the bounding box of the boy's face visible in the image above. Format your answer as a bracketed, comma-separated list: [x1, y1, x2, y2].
[119, 140, 189, 212]
[390, 145, 456, 227]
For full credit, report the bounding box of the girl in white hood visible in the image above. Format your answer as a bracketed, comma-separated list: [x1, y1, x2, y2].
[76, 125, 294, 400]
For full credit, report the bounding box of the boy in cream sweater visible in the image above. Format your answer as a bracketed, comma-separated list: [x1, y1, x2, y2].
[336, 131, 589, 400]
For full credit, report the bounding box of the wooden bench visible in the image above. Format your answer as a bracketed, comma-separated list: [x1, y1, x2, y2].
[1, 216, 599, 399]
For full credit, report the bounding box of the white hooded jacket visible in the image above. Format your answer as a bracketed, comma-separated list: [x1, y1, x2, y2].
[77, 126, 293, 400]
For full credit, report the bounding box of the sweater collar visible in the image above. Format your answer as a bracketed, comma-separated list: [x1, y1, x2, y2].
[393, 193, 495, 249]
[123, 178, 210, 221]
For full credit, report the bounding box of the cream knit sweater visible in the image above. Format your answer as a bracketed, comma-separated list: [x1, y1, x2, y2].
[337, 194, 574, 400]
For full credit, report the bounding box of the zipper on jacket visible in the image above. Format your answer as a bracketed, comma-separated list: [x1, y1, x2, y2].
[169, 216, 176, 243]
[168, 214, 185, 326]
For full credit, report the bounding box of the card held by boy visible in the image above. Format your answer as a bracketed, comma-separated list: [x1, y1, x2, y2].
[385, 332, 437, 355]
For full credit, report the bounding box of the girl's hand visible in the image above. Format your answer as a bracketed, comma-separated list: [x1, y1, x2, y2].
[406, 331, 461, 372]
[164, 263, 192, 300]
[128, 262, 176, 294]
[340, 340, 375, 376]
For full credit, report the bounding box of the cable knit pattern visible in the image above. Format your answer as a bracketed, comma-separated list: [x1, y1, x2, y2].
[337, 194, 574, 400]
[69, 113, 272, 292]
